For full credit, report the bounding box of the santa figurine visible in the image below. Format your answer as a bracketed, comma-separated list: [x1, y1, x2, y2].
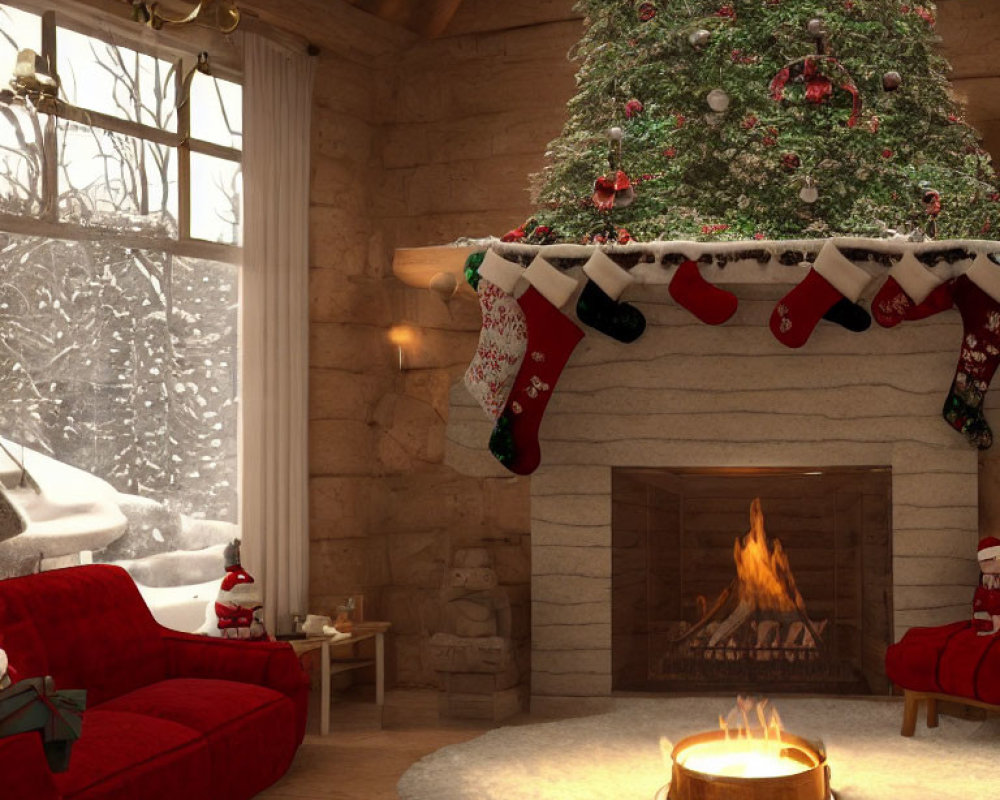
[972, 536, 1000, 636]
[214, 539, 267, 641]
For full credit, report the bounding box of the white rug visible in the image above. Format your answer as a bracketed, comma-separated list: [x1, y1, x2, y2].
[398, 697, 999, 800]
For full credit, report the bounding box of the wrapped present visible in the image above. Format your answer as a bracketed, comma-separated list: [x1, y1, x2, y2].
[0, 676, 86, 772]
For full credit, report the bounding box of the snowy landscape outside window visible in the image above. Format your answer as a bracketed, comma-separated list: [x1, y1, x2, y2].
[0, 3, 242, 630]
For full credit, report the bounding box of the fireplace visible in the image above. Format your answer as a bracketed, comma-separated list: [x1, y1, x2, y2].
[612, 467, 892, 694]
[444, 279, 980, 708]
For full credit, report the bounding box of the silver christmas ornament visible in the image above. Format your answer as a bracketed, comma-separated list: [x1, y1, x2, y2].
[706, 88, 730, 112]
[799, 182, 819, 204]
[688, 29, 711, 48]
[608, 126, 624, 141]
[882, 71, 902, 91]
[807, 18, 825, 36]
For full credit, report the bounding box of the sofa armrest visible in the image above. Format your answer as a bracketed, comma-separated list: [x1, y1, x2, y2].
[160, 630, 309, 699]
[0, 732, 61, 800]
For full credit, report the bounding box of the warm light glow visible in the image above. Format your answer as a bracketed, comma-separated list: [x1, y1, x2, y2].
[676, 739, 809, 778]
[672, 697, 817, 782]
[387, 325, 416, 346]
[733, 497, 806, 613]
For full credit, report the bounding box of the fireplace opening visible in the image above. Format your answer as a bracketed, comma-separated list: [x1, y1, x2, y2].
[612, 467, 893, 694]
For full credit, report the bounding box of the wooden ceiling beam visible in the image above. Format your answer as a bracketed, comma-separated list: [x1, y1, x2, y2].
[341, 0, 465, 38]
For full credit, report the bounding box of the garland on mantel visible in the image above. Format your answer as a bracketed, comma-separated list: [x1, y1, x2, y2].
[471, 236, 1000, 272]
[460, 240, 1000, 477]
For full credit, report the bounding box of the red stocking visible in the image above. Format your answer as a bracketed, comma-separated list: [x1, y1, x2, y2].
[668, 260, 738, 325]
[872, 252, 953, 328]
[489, 257, 584, 475]
[770, 242, 873, 348]
[942, 254, 1000, 450]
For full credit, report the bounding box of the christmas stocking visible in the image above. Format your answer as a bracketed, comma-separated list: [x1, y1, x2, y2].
[942, 253, 1000, 450]
[770, 241, 873, 348]
[576, 250, 646, 343]
[489, 256, 584, 475]
[872, 251, 953, 328]
[463, 250, 529, 419]
[668, 259, 738, 325]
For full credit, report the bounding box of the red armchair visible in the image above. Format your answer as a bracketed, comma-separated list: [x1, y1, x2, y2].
[0, 564, 309, 800]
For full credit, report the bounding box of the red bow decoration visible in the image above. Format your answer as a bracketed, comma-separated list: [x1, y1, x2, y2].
[770, 56, 861, 128]
[592, 170, 635, 211]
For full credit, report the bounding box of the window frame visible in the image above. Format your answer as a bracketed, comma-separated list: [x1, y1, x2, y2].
[0, 0, 242, 265]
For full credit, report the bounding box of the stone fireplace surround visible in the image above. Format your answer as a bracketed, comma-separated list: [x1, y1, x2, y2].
[445, 263, 980, 712]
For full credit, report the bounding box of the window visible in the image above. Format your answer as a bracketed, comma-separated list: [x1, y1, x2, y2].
[0, 2, 241, 629]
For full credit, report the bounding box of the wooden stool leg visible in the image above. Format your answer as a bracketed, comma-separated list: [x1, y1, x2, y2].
[901, 690, 919, 737]
[926, 696, 938, 728]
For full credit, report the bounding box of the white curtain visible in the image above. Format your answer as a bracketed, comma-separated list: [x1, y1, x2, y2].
[240, 33, 314, 634]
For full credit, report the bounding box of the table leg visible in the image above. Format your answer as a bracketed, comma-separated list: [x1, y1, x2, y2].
[375, 631, 384, 728]
[321, 639, 330, 736]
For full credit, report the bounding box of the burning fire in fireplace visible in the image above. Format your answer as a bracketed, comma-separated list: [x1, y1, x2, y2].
[673, 497, 827, 663]
[660, 697, 831, 800]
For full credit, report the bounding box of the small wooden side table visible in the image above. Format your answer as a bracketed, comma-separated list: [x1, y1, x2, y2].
[289, 621, 390, 735]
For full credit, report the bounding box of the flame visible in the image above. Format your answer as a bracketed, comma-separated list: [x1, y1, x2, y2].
[733, 498, 806, 613]
[674, 697, 810, 779]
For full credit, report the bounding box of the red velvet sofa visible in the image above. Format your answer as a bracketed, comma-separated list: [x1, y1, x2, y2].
[0, 564, 309, 800]
[885, 620, 1000, 736]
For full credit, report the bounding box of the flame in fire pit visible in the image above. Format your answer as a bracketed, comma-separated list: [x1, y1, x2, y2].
[671, 698, 817, 781]
[735, 498, 806, 613]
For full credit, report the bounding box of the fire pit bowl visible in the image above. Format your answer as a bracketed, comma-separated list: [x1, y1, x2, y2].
[667, 729, 830, 800]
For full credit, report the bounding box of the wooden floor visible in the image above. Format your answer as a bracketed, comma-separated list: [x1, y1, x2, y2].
[256, 687, 528, 800]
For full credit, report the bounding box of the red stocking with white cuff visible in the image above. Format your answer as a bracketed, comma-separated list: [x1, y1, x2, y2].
[669, 259, 738, 325]
[872, 251, 953, 328]
[942, 253, 1000, 450]
[489, 256, 584, 475]
[770, 241, 874, 348]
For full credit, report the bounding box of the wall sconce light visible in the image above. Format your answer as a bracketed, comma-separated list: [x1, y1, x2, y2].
[387, 325, 416, 371]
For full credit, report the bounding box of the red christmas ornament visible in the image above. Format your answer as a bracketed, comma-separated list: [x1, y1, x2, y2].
[923, 190, 941, 217]
[501, 226, 526, 242]
[624, 98, 644, 118]
[617, 228, 632, 244]
[741, 114, 758, 130]
[882, 149, 893, 159]
[637, 2, 656, 21]
[715, 5, 736, 18]
[663, 146, 677, 158]
[781, 152, 801, 171]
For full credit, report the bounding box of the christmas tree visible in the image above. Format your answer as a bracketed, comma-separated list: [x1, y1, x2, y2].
[528, 0, 1000, 243]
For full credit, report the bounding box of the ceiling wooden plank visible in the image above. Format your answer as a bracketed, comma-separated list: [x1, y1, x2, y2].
[423, 0, 465, 38]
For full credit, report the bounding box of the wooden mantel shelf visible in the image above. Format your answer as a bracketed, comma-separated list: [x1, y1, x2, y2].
[391, 245, 480, 289]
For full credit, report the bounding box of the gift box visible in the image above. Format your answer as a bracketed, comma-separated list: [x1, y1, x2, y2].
[0, 676, 86, 772]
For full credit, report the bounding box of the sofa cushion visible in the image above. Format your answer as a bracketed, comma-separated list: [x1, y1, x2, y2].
[52, 710, 211, 800]
[98, 678, 298, 798]
[0, 565, 167, 705]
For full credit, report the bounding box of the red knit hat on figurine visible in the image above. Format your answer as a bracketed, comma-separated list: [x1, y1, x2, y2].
[972, 537, 1000, 636]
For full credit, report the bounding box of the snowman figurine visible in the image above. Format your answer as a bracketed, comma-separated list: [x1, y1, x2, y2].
[214, 540, 267, 641]
[972, 537, 1000, 636]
